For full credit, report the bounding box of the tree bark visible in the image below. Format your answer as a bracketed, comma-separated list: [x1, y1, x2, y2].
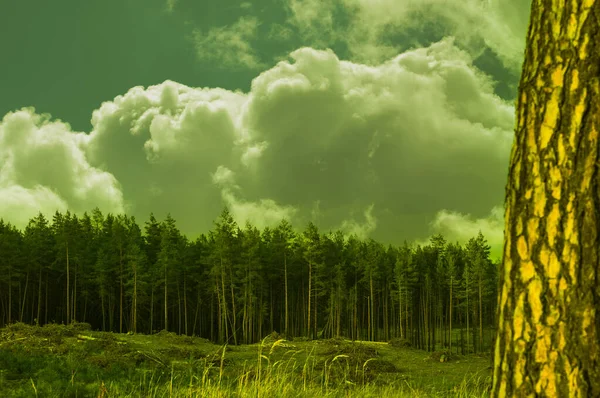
[284, 251, 289, 336]
[492, 1, 600, 396]
[66, 243, 69, 324]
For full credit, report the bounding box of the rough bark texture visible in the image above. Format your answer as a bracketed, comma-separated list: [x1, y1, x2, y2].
[492, 1, 600, 397]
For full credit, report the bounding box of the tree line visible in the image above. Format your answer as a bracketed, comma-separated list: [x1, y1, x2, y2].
[0, 208, 498, 353]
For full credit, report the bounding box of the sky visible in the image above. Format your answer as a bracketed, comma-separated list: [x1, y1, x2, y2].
[0, 0, 531, 258]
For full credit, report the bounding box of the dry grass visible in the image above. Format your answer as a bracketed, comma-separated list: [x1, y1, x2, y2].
[0, 323, 492, 397]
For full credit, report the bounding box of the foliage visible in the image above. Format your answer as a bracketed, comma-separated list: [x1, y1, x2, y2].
[0, 207, 498, 357]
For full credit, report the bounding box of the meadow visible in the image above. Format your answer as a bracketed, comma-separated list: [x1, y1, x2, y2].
[0, 323, 492, 397]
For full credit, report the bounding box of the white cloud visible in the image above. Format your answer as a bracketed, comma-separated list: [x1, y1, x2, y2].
[237, 40, 513, 245]
[1, 38, 514, 245]
[429, 205, 505, 259]
[166, 0, 177, 12]
[284, 0, 529, 71]
[212, 165, 237, 186]
[85, 81, 248, 235]
[339, 204, 377, 240]
[0, 108, 124, 228]
[221, 188, 298, 230]
[192, 16, 265, 70]
[0, 185, 68, 228]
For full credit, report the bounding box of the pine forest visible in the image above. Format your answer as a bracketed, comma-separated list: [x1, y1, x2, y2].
[0, 208, 498, 354]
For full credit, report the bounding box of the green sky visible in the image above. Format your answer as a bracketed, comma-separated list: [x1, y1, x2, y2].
[0, 0, 531, 258]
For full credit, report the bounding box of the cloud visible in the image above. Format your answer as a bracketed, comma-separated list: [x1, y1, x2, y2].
[284, 0, 529, 72]
[0, 185, 68, 228]
[192, 16, 265, 70]
[237, 39, 513, 243]
[0, 108, 124, 228]
[221, 188, 298, 230]
[2, 38, 514, 246]
[212, 165, 237, 186]
[339, 204, 377, 240]
[211, 165, 298, 229]
[429, 206, 505, 259]
[85, 81, 248, 235]
[166, 0, 177, 12]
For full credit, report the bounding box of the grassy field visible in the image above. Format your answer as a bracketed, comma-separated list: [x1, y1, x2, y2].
[0, 323, 492, 397]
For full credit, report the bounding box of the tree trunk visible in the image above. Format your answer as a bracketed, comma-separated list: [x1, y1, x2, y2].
[449, 277, 453, 352]
[44, 274, 48, 325]
[66, 243, 70, 324]
[164, 263, 168, 331]
[20, 272, 28, 323]
[228, 263, 238, 345]
[307, 261, 312, 338]
[7, 267, 11, 324]
[150, 287, 154, 334]
[37, 266, 42, 324]
[101, 291, 106, 331]
[220, 264, 229, 343]
[73, 262, 77, 323]
[369, 272, 375, 341]
[398, 286, 404, 339]
[478, 272, 483, 352]
[284, 251, 289, 336]
[183, 278, 188, 335]
[177, 280, 182, 334]
[466, 273, 470, 354]
[119, 244, 123, 333]
[492, 1, 600, 396]
[132, 261, 137, 334]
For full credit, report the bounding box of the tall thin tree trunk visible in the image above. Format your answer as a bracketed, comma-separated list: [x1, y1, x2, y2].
[228, 264, 237, 345]
[20, 272, 29, 322]
[220, 265, 229, 343]
[7, 267, 11, 324]
[307, 261, 312, 338]
[466, 274, 470, 354]
[132, 261, 137, 334]
[369, 271, 375, 341]
[478, 272, 483, 353]
[183, 278, 188, 335]
[150, 287, 154, 334]
[177, 281, 182, 334]
[101, 291, 106, 331]
[193, 287, 200, 336]
[66, 243, 70, 324]
[284, 251, 289, 336]
[449, 276, 453, 353]
[119, 245, 123, 333]
[164, 263, 168, 331]
[44, 274, 48, 325]
[73, 262, 77, 322]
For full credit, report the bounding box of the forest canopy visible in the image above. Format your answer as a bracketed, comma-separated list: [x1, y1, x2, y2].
[0, 207, 498, 353]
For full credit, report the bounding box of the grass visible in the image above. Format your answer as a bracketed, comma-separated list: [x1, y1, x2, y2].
[0, 323, 492, 397]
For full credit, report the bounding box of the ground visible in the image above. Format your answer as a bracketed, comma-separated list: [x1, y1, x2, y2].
[0, 323, 492, 397]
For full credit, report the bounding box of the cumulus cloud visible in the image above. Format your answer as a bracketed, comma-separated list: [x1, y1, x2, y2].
[221, 189, 298, 231]
[1, 37, 514, 246]
[0, 108, 124, 228]
[85, 81, 248, 235]
[237, 39, 513, 243]
[339, 204, 377, 240]
[429, 206, 505, 259]
[192, 16, 264, 70]
[212, 165, 237, 187]
[211, 165, 298, 229]
[0, 185, 68, 228]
